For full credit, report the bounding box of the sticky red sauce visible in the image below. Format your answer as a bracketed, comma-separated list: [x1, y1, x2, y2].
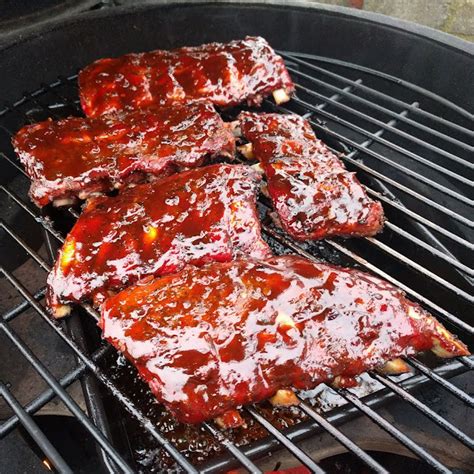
[101, 255, 468, 425]
[12, 102, 235, 206]
[239, 112, 384, 240]
[79, 37, 295, 117]
[47, 164, 270, 313]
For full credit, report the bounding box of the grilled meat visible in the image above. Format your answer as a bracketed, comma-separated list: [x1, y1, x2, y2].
[13, 102, 234, 207]
[238, 112, 384, 241]
[100, 255, 468, 426]
[79, 36, 294, 117]
[47, 164, 270, 317]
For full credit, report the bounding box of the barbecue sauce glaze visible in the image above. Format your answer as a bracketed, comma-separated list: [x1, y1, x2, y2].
[239, 112, 384, 240]
[13, 102, 234, 206]
[79, 36, 295, 117]
[47, 164, 270, 314]
[101, 256, 468, 425]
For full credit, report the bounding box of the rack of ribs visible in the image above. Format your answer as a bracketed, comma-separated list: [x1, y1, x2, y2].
[47, 164, 270, 318]
[79, 36, 294, 117]
[100, 255, 469, 427]
[238, 112, 384, 241]
[12, 102, 235, 207]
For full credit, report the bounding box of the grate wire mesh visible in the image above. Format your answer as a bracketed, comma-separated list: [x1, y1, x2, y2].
[0, 51, 472, 473]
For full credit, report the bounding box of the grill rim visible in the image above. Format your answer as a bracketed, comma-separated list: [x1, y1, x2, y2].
[1, 1, 473, 55]
[0, 1, 473, 114]
[0, 4, 473, 473]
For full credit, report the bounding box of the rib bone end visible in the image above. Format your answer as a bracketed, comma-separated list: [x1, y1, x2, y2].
[378, 358, 410, 375]
[272, 88, 292, 105]
[407, 306, 469, 358]
[332, 375, 358, 389]
[53, 198, 75, 208]
[53, 304, 71, 319]
[260, 182, 270, 198]
[237, 143, 254, 160]
[229, 120, 241, 137]
[214, 410, 246, 429]
[431, 335, 469, 358]
[269, 389, 299, 407]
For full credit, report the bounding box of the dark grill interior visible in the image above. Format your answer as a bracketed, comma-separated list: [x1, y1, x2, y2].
[0, 44, 472, 473]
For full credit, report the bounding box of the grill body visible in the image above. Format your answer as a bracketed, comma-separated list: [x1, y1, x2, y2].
[0, 2, 472, 473]
[0, 2, 472, 109]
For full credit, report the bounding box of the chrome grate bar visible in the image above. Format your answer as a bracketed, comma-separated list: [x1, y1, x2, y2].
[296, 398, 389, 474]
[245, 406, 326, 474]
[291, 93, 471, 189]
[405, 358, 474, 406]
[279, 52, 474, 137]
[0, 382, 73, 474]
[267, 101, 472, 226]
[0, 52, 472, 473]
[0, 342, 111, 438]
[0, 313, 135, 474]
[288, 69, 472, 160]
[336, 389, 451, 473]
[370, 373, 474, 449]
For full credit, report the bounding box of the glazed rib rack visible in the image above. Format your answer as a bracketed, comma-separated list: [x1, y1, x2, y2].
[0, 50, 472, 473]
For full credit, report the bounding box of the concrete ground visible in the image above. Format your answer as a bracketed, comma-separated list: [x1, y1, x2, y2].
[311, 0, 474, 41]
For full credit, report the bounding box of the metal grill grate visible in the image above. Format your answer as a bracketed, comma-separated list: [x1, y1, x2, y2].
[0, 50, 472, 474]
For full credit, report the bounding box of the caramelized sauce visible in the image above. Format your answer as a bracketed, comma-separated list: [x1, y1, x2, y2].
[101, 255, 467, 425]
[47, 164, 270, 314]
[13, 102, 234, 206]
[79, 37, 294, 117]
[239, 112, 384, 240]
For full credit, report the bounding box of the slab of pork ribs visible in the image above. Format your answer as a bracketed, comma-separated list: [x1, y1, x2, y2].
[238, 112, 384, 241]
[100, 255, 468, 427]
[47, 164, 270, 317]
[79, 36, 295, 117]
[13, 102, 234, 207]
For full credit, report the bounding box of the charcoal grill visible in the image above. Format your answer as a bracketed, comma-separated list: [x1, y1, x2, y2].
[0, 2, 473, 473]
